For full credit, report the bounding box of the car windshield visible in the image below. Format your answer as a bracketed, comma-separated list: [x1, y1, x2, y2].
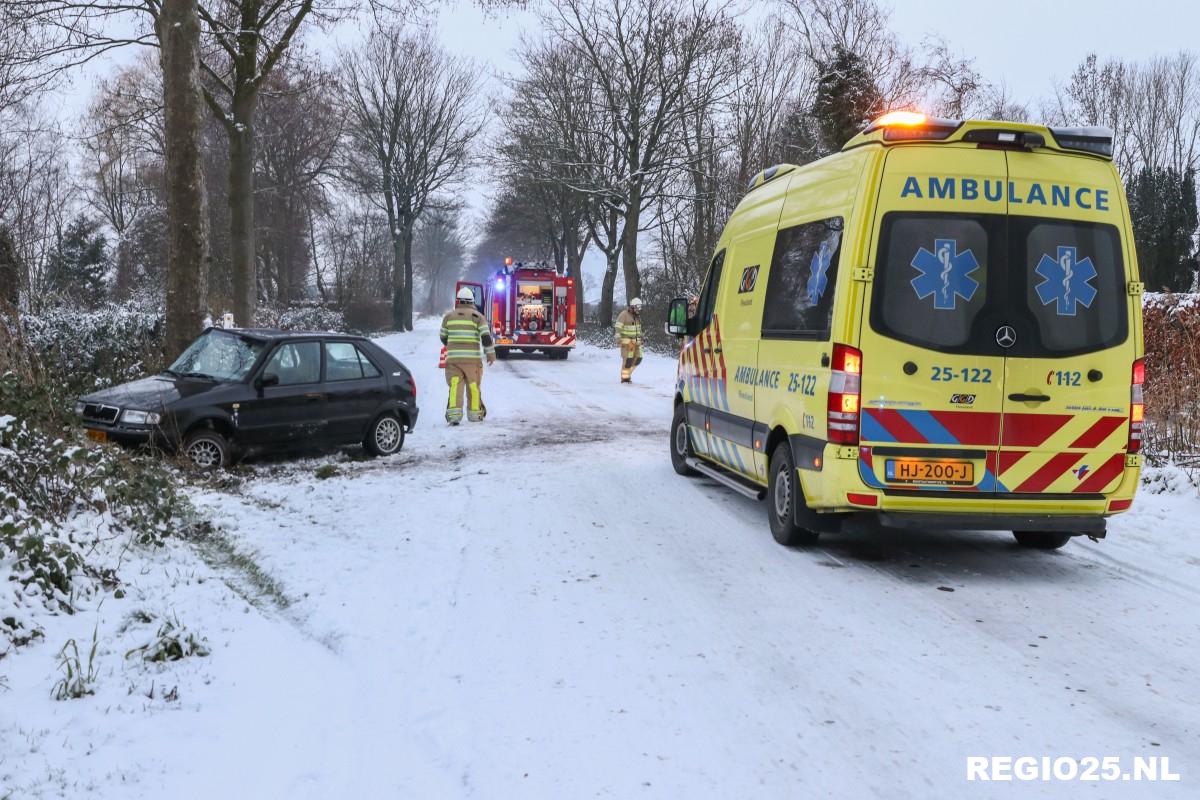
[167, 330, 268, 382]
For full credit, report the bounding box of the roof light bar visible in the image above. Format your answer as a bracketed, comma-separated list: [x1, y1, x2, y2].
[863, 112, 961, 141]
[962, 129, 1046, 149]
[1049, 126, 1114, 158]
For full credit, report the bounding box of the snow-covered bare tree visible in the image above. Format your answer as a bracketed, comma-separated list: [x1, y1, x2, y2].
[338, 26, 483, 331]
[255, 63, 341, 304]
[497, 44, 596, 321]
[540, 0, 739, 311]
[413, 206, 465, 314]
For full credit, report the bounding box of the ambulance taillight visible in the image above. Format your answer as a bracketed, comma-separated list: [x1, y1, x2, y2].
[1128, 359, 1145, 453]
[828, 344, 862, 445]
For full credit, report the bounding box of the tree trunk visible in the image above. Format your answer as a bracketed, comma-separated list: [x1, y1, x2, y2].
[621, 194, 642, 302]
[402, 226, 415, 331]
[0, 225, 21, 308]
[427, 274, 439, 315]
[228, 101, 257, 326]
[113, 235, 134, 300]
[564, 224, 586, 327]
[598, 249, 618, 327]
[390, 227, 404, 331]
[158, 0, 211, 360]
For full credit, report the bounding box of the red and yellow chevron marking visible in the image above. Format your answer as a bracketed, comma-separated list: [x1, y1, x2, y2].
[997, 413, 1129, 494]
[861, 408, 1128, 495]
[679, 316, 730, 412]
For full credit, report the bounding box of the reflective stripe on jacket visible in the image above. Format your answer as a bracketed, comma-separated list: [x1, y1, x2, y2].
[440, 306, 495, 362]
[615, 309, 642, 342]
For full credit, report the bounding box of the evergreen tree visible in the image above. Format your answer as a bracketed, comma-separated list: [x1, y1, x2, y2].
[1127, 167, 1199, 292]
[810, 46, 883, 155]
[47, 215, 110, 306]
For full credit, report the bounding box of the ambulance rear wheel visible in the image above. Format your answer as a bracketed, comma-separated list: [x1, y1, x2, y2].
[670, 403, 697, 476]
[768, 442, 820, 547]
[1013, 531, 1073, 550]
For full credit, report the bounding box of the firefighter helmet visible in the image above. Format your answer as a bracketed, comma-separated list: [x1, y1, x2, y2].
[630, 297, 644, 309]
[456, 287, 476, 303]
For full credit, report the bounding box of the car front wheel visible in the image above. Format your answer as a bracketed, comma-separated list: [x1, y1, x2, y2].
[1013, 531, 1073, 550]
[670, 403, 697, 476]
[365, 413, 405, 457]
[184, 429, 230, 469]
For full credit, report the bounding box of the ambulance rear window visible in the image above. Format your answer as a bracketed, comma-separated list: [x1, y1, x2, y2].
[873, 213, 996, 350]
[1016, 219, 1126, 354]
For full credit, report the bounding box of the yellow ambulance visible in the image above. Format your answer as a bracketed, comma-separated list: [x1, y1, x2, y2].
[667, 112, 1144, 549]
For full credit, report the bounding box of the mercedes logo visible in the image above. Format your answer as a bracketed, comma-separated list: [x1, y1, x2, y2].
[995, 325, 1017, 348]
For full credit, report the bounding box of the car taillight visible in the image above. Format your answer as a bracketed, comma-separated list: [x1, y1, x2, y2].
[828, 343, 862, 445]
[410, 372, 417, 398]
[1127, 358, 1144, 453]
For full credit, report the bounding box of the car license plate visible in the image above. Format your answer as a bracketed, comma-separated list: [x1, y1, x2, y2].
[885, 459, 974, 485]
[86, 429, 108, 443]
[499, 338, 513, 344]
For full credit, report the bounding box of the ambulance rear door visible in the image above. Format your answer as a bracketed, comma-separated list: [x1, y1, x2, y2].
[857, 146, 1009, 496]
[994, 151, 1136, 498]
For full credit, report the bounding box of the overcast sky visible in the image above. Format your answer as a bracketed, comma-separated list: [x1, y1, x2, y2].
[44, 0, 1200, 300]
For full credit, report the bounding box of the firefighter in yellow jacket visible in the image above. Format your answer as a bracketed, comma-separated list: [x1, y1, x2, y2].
[615, 297, 644, 383]
[441, 287, 496, 424]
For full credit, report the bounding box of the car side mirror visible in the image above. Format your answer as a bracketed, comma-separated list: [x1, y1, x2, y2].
[666, 297, 691, 337]
[255, 373, 280, 393]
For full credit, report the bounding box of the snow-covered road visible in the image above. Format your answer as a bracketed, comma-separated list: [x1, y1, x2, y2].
[6, 319, 1197, 798]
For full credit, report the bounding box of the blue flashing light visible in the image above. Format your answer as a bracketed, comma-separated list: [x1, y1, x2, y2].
[495, 278, 506, 291]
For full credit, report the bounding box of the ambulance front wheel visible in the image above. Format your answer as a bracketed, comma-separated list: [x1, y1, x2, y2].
[768, 442, 820, 547]
[670, 403, 697, 476]
[1012, 531, 1073, 550]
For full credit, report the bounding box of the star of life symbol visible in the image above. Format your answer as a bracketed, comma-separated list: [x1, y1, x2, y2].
[911, 238, 981, 310]
[1035, 245, 1098, 316]
[807, 240, 833, 306]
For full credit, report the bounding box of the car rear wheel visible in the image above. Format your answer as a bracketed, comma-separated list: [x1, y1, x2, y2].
[670, 403, 697, 476]
[1013, 531, 1073, 550]
[365, 413, 405, 457]
[184, 429, 230, 470]
[768, 442, 820, 547]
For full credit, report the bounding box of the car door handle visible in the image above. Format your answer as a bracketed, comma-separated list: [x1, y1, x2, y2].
[1008, 392, 1051, 403]
[304, 393, 324, 402]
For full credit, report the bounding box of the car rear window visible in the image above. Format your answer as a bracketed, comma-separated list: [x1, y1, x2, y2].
[1016, 219, 1126, 354]
[872, 213, 995, 350]
[324, 342, 382, 380]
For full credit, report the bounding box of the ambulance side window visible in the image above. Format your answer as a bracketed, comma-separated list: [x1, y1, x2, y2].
[696, 249, 725, 330]
[761, 217, 844, 339]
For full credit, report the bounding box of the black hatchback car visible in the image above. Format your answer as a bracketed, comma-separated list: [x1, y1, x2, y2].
[76, 328, 419, 468]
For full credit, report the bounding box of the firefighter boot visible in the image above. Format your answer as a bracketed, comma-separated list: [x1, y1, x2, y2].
[445, 376, 464, 425]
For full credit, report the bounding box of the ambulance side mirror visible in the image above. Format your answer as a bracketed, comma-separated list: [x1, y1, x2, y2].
[666, 297, 690, 337]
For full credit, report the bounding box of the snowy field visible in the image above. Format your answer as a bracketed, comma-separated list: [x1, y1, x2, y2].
[2, 318, 1198, 798]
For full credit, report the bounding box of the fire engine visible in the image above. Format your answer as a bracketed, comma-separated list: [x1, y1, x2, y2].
[456, 258, 577, 360]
